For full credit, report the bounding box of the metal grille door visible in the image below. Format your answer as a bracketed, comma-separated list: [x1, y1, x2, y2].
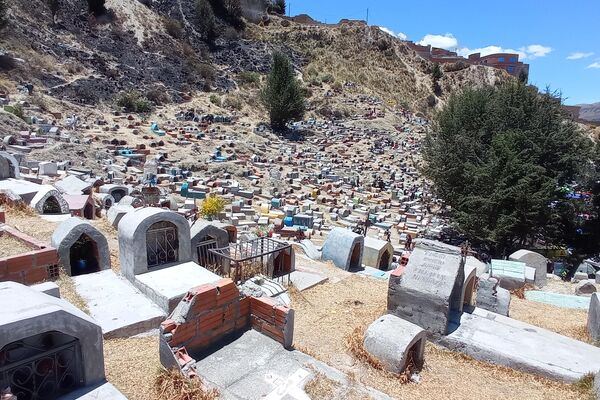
[196, 239, 219, 272]
[146, 222, 179, 268]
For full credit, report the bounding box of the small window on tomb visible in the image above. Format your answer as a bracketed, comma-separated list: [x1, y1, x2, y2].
[69, 234, 100, 276]
[0, 331, 83, 400]
[146, 221, 179, 268]
[42, 196, 62, 214]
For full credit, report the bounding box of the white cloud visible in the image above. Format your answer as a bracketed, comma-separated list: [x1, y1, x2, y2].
[567, 52, 594, 60]
[378, 26, 407, 40]
[587, 62, 600, 69]
[520, 44, 552, 58]
[417, 33, 458, 50]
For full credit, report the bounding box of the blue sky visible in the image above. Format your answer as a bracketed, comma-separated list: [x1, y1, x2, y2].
[288, 0, 600, 105]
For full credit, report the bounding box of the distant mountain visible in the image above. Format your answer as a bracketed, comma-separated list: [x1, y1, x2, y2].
[577, 102, 600, 122]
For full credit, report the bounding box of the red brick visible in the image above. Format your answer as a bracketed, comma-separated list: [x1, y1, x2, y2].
[172, 323, 197, 345]
[188, 336, 210, 350]
[391, 266, 405, 277]
[235, 316, 250, 330]
[0, 259, 7, 276]
[24, 266, 48, 284]
[7, 254, 34, 273]
[35, 250, 58, 266]
[174, 348, 193, 366]
[161, 319, 177, 333]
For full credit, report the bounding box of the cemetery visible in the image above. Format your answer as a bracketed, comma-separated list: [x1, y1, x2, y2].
[0, 77, 599, 399]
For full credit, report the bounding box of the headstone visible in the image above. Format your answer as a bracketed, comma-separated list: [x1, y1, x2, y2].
[475, 276, 511, 316]
[588, 293, 600, 342]
[388, 239, 465, 335]
[363, 314, 426, 374]
[509, 249, 547, 287]
[575, 280, 597, 296]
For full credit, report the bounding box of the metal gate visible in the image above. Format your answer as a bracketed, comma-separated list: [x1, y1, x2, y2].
[146, 222, 179, 268]
[0, 333, 82, 400]
[196, 239, 219, 273]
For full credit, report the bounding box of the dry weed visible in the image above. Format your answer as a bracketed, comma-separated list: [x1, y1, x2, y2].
[55, 269, 90, 314]
[155, 368, 220, 400]
[303, 369, 340, 400]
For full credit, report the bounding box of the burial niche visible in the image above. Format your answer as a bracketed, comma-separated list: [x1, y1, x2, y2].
[111, 189, 126, 203]
[0, 331, 83, 400]
[379, 249, 391, 270]
[146, 221, 179, 268]
[349, 243, 362, 269]
[43, 196, 62, 214]
[69, 234, 100, 276]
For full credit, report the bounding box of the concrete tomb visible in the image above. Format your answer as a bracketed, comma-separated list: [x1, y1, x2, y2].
[0, 281, 125, 399]
[363, 314, 426, 374]
[363, 236, 394, 271]
[99, 184, 128, 203]
[51, 217, 111, 276]
[106, 204, 133, 228]
[489, 259, 535, 290]
[475, 276, 511, 316]
[190, 220, 230, 270]
[588, 293, 600, 342]
[118, 207, 192, 279]
[576, 280, 597, 296]
[509, 249, 547, 287]
[321, 227, 364, 270]
[387, 239, 465, 335]
[29, 185, 70, 215]
[0, 151, 20, 180]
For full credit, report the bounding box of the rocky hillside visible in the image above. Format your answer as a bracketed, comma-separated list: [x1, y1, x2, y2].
[578, 102, 600, 123]
[0, 0, 511, 117]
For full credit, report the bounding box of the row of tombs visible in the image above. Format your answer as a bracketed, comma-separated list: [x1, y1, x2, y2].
[2, 210, 600, 398]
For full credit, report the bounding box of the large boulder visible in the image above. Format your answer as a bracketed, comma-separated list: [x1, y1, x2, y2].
[576, 280, 597, 296]
[363, 314, 426, 374]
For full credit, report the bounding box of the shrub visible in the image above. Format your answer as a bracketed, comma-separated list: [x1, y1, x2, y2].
[223, 95, 242, 110]
[195, 0, 217, 44]
[320, 74, 334, 84]
[5, 104, 25, 121]
[115, 90, 152, 113]
[199, 195, 225, 220]
[164, 17, 183, 39]
[87, 0, 106, 16]
[261, 51, 305, 131]
[209, 94, 221, 106]
[238, 71, 260, 86]
[155, 368, 219, 400]
[146, 88, 171, 105]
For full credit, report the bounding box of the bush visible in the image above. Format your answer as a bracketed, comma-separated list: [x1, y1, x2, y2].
[199, 195, 225, 220]
[115, 90, 152, 113]
[209, 94, 221, 106]
[238, 71, 260, 86]
[261, 51, 305, 131]
[208, 0, 244, 29]
[146, 87, 171, 105]
[320, 74, 334, 84]
[195, 0, 217, 44]
[87, 0, 106, 16]
[5, 104, 25, 121]
[0, 0, 7, 30]
[163, 17, 183, 39]
[223, 95, 242, 110]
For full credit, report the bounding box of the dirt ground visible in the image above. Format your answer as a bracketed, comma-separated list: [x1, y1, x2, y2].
[290, 275, 591, 400]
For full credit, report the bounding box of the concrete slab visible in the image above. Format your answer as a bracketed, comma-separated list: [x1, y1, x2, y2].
[31, 281, 60, 298]
[134, 261, 221, 312]
[40, 213, 72, 222]
[58, 382, 127, 400]
[359, 266, 390, 280]
[194, 330, 393, 400]
[525, 290, 591, 310]
[438, 307, 600, 382]
[289, 270, 328, 291]
[73, 270, 166, 338]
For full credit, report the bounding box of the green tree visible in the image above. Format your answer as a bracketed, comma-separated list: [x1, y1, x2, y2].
[272, 0, 286, 15]
[195, 0, 217, 45]
[0, 0, 8, 30]
[431, 62, 443, 94]
[261, 51, 305, 131]
[423, 82, 594, 261]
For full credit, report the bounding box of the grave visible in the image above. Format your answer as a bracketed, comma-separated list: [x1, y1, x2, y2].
[0, 151, 20, 180]
[99, 184, 128, 203]
[588, 293, 600, 342]
[363, 236, 394, 270]
[489, 259, 535, 290]
[321, 227, 364, 271]
[509, 249, 547, 287]
[106, 204, 133, 228]
[190, 220, 230, 271]
[387, 239, 465, 335]
[0, 281, 125, 399]
[51, 217, 110, 276]
[118, 207, 192, 279]
[363, 314, 426, 374]
[29, 185, 70, 215]
[475, 277, 511, 316]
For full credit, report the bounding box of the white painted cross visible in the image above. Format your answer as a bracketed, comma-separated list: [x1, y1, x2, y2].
[264, 368, 311, 400]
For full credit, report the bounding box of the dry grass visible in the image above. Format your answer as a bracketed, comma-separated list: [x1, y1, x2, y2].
[155, 368, 220, 400]
[104, 336, 162, 399]
[55, 270, 90, 314]
[5, 211, 59, 242]
[291, 275, 588, 400]
[303, 368, 340, 400]
[509, 296, 591, 343]
[0, 233, 34, 257]
[511, 283, 535, 299]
